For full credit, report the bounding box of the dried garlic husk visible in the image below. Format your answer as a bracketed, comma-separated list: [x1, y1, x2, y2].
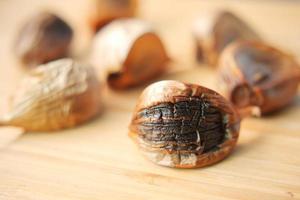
[193, 10, 259, 66]
[15, 12, 73, 67]
[91, 18, 169, 89]
[218, 41, 300, 114]
[129, 80, 240, 168]
[0, 59, 102, 131]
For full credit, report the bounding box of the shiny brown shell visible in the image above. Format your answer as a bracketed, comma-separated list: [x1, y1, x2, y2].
[15, 12, 73, 67]
[90, 18, 169, 89]
[0, 59, 102, 132]
[193, 10, 259, 66]
[129, 80, 240, 168]
[218, 40, 300, 114]
[89, 0, 138, 31]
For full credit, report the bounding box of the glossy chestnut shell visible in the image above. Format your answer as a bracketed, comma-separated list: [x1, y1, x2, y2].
[218, 40, 300, 114]
[129, 80, 240, 168]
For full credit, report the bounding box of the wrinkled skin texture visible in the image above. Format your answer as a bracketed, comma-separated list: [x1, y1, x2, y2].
[129, 81, 240, 168]
[218, 41, 300, 114]
[15, 12, 73, 67]
[0, 59, 102, 132]
[136, 100, 224, 153]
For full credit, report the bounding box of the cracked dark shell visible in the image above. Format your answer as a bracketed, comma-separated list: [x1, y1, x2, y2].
[0, 59, 102, 132]
[218, 40, 300, 114]
[129, 80, 240, 168]
[15, 12, 73, 67]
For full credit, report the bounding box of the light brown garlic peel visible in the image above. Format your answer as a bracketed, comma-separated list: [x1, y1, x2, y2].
[89, 0, 138, 32]
[193, 10, 260, 66]
[0, 59, 102, 132]
[91, 18, 169, 89]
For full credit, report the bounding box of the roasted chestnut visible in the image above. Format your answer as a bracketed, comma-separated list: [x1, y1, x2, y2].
[193, 10, 260, 66]
[91, 19, 169, 89]
[15, 12, 73, 67]
[0, 59, 102, 131]
[129, 80, 240, 168]
[218, 40, 300, 114]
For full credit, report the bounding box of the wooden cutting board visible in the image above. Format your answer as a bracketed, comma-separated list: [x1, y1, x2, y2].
[0, 0, 299, 199]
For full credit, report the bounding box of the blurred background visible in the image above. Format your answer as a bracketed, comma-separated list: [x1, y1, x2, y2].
[1, 0, 300, 113]
[0, 0, 300, 108]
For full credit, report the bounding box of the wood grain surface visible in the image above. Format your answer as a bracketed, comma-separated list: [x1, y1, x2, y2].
[0, 0, 300, 199]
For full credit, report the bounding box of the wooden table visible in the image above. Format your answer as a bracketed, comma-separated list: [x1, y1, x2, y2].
[0, 0, 300, 199]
